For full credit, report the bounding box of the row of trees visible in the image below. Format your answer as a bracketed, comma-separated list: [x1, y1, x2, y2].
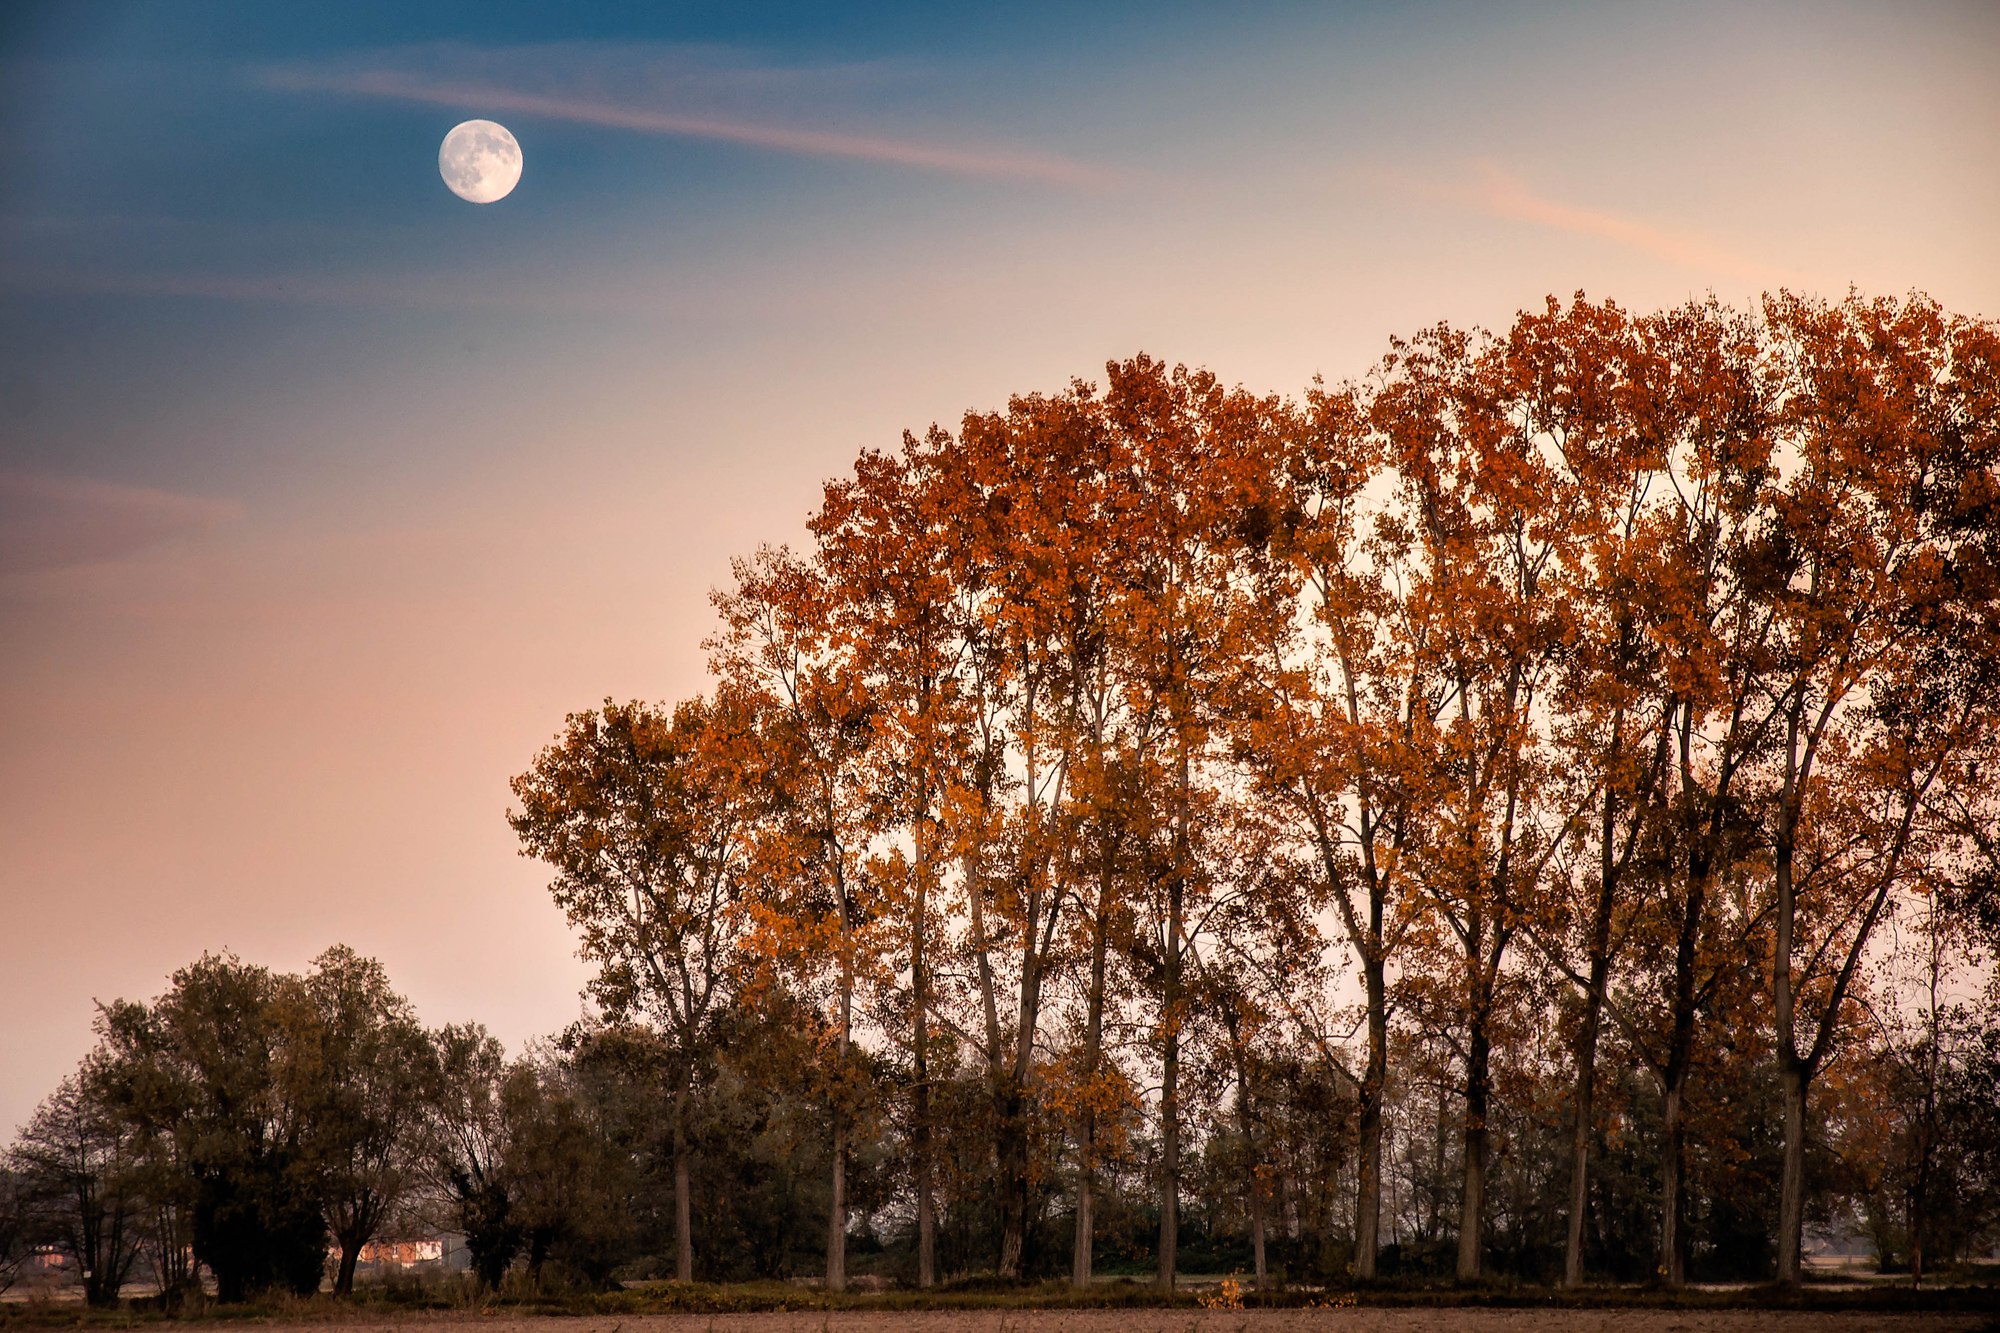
[0, 950, 636, 1305]
[4, 949, 422, 1304]
[507, 289, 2000, 1291]
[7, 289, 1998, 1302]
[8, 938, 1996, 1301]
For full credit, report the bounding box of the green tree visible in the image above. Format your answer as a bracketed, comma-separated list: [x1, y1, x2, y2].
[503, 1054, 630, 1286]
[288, 946, 433, 1297]
[99, 954, 325, 1302]
[425, 1023, 519, 1288]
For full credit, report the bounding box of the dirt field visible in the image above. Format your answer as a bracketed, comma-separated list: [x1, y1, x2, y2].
[297, 1311, 1995, 1333]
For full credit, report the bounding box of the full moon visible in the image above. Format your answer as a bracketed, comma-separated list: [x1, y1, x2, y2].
[439, 120, 522, 203]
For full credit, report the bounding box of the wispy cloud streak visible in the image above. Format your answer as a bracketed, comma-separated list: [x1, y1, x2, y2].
[0, 474, 239, 575]
[1402, 160, 1787, 285]
[266, 67, 1118, 188]
[0, 263, 652, 313]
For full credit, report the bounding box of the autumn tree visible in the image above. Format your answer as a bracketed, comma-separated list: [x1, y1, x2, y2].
[946, 384, 1119, 1279]
[1372, 320, 1582, 1281]
[711, 547, 886, 1290]
[1232, 374, 1414, 1280]
[511, 692, 763, 1283]
[809, 432, 990, 1286]
[1755, 291, 2000, 1286]
[1497, 295, 1680, 1287]
[1088, 356, 1286, 1288]
[1569, 298, 1788, 1287]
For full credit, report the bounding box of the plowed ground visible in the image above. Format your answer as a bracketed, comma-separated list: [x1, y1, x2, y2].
[305, 1308, 1995, 1333]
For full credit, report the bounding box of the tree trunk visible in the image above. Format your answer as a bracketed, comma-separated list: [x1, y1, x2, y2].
[996, 1090, 1026, 1277]
[1072, 1168, 1095, 1288]
[1073, 861, 1113, 1288]
[1156, 1022, 1180, 1290]
[1659, 1071, 1687, 1287]
[1910, 1121, 1929, 1286]
[1776, 1057, 1806, 1288]
[1155, 845, 1184, 1292]
[1456, 1016, 1489, 1282]
[675, 1148, 693, 1282]
[1912, 972, 1940, 1288]
[1659, 825, 1707, 1290]
[1354, 953, 1387, 1279]
[829, 869, 854, 1293]
[1773, 741, 1803, 1292]
[998, 824, 1050, 1279]
[914, 871, 937, 1287]
[827, 1117, 847, 1291]
[828, 947, 851, 1291]
[674, 1067, 694, 1282]
[1251, 1177, 1268, 1292]
[1568, 765, 1625, 1289]
[1235, 1049, 1267, 1291]
[1566, 962, 1606, 1289]
[916, 1112, 935, 1288]
[334, 1241, 360, 1299]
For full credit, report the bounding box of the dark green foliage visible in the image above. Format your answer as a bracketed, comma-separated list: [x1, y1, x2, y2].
[119, 956, 326, 1301]
[188, 1151, 325, 1301]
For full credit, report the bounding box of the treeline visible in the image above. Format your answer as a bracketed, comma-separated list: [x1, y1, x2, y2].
[8, 290, 2000, 1304]
[0, 950, 850, 1304]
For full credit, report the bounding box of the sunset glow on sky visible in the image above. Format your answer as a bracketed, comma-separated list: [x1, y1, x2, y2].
[3, 0, 1997, 1135]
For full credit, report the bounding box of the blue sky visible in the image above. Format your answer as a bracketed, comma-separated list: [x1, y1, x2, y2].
[2, 0, 1996, 1134]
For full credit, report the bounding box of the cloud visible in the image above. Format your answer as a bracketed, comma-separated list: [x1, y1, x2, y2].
[0, 264, 622, 311]
[1400, 160, 1788, 285]
[0, 474, 240, 574]
[261, 46, 1119, 188]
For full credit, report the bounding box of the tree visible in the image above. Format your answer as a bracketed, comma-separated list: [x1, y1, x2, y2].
[288, 946, 433, 1297]
[503, 1053, 630, 1286]
[512, 692, 761, 1283]
[949, 383, 1117, 1281]
[1758, 292, 2000, 1285]
[1096, 355, 1285, 1290]
[96, 1003, 205, 1305]
[712, 546, 886, 1290]
[1235, 372, 1409, 1280]
[1506, 295, 1679, 1288]
[0, 1166, 25, 1297]
[7, 1068, 143, 1306]
[1591, 297, 1784, 1288]
[1372, 320, 1580, 1281]
[426, 1023, 519, 1288]
[810, 431, 989, 1287]
[96, 955, 328, 1301]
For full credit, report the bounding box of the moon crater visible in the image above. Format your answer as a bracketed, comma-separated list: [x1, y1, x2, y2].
[439, 120, 522, 204]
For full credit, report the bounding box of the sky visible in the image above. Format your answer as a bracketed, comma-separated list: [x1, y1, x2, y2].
[2, 0, 1997, 1137]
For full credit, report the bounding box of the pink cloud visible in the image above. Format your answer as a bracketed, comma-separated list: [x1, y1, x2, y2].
[0, 474, 240, 574]
[1399, 159, 1787, 285]
[267, 67, 1119, 189]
